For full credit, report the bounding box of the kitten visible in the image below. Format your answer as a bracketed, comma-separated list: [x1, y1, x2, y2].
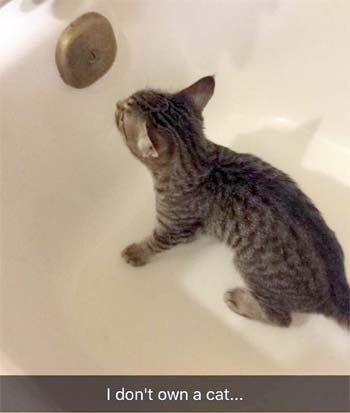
[115, 76, 349, 329]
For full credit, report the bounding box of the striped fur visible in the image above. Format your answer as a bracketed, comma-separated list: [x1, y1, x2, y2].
[116, 76, 349, 329]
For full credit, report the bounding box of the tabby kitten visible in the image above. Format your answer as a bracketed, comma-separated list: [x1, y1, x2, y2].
[115, 76, 349, 329]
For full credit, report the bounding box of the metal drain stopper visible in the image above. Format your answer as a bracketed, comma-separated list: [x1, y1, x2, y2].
[55, 12, 117, 88]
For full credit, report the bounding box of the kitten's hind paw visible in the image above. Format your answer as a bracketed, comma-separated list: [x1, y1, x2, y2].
[224, 288, 268, 322]
[224, 287, 292, 327]
[121, 243, 150, 267]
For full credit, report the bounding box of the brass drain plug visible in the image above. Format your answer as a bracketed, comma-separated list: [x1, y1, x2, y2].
[56, 12, 117, 88]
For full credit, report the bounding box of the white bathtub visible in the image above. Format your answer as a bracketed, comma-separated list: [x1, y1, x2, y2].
[1, 0, 349, 375]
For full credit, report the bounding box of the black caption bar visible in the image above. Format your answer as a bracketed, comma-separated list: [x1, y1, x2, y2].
[1, 375, 349, 412]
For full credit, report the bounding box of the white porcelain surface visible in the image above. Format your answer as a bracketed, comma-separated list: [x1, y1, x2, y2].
[1, 0, 349, 375]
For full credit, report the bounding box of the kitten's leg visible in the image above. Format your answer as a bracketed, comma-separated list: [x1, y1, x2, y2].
[224, 288, 292, 327]
[122, 224, 200, 267]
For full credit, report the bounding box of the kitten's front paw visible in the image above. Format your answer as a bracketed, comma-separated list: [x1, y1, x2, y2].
[121, 243, 150, 267]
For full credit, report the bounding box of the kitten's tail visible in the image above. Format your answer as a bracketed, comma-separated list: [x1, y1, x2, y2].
[323, 283, 350, 331]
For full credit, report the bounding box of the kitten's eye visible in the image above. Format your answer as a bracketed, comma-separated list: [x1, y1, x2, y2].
[127, 98, 135, 107]
[151, 95, 168, 112]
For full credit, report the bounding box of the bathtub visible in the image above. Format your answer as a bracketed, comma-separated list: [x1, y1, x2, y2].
[1, 0, 349, 376]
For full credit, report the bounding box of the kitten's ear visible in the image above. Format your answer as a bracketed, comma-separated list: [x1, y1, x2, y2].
[180, 76, 215, 112]
[137, 122, 158, 158]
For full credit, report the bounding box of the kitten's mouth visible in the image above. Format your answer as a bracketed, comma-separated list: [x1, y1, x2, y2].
[115, 105, 124, 131]
[115, 106, 128, 140]
[116, 98, 135, 140]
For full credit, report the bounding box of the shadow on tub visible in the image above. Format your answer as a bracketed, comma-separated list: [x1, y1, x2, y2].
[18, 0, 280, 70]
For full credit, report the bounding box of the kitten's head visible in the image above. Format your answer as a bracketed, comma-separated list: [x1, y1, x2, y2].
[115, 76, 215, 167]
